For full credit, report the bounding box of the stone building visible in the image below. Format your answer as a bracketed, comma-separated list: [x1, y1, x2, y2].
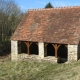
[11, 6, 80, 63]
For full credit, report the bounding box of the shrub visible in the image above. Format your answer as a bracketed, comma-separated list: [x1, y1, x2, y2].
[0, 40, 11, 53]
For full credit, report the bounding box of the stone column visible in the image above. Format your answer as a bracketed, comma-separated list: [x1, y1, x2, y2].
[11, 40, 18, 61]
[38, 42, 44, 58]
[68, 45, 78, 62]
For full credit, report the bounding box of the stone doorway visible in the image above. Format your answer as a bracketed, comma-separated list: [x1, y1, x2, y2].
[47, 43, 55, 56]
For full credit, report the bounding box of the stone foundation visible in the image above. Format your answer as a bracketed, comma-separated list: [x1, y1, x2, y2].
[11, 40, 18, 61]
[17, 54, 57, 63]
[38, 42, 44, 58]
[43, 56, 57, 63]
[18, 54, 40, 60]
[68, 45, 78, 62]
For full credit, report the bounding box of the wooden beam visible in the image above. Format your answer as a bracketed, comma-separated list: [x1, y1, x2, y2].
[57, 45, 60, 49]
[45, 43, 48, 47]
[24, 42, 28, 46]
[36, 43, 38, 46]
[18, 41, 21, 46]
[52, 44, 55, 48]
[65, 45, 68, 48]
[30, 42, 32, 46]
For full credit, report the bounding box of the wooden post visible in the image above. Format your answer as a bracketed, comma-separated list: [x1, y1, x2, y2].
[52, 44, 60, 58]
[27, 42, 30, 55]
[24, 42, 32, 55]
[54, 44, 58, 58]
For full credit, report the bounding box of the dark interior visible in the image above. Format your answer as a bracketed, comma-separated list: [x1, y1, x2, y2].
[30, 42, 38, 55]
[47, 43, 55, 56]
[57, 44, 68, 63]
[21, 42, 27, 53]
[58, 45, 68, 59]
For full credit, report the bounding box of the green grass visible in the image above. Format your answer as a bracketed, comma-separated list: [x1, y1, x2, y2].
[0, 58, 80, 80]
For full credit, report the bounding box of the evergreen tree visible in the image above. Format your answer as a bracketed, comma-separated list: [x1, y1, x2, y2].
[45, 2, 53, 8]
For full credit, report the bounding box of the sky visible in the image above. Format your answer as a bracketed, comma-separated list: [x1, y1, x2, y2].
[15, 0, 80, 12]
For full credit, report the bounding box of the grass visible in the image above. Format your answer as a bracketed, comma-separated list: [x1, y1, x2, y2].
[0, 57, 80, 80]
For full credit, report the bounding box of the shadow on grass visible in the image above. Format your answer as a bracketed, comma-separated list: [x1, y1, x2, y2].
[57, 57, 67, 64]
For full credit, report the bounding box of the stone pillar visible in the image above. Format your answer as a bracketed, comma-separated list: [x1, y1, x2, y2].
[68, 45, 78, 62]
[38, 42, 44, 58]
[11, 40, 18, 61]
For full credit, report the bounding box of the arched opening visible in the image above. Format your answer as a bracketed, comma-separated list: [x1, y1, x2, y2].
[47, 43, 55, 56]
[58, 44, 68, 63]
[30, 42, 38, 55]
[20, 41, 27, 53]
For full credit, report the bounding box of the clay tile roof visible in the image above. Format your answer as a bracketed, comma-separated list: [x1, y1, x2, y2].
[11, 6, 80, 44]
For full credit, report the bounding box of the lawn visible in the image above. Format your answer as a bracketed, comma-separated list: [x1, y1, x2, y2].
[0, 56, 80, 80]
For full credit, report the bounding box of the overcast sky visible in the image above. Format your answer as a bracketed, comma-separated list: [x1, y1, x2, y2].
[15, 0, 80, 12]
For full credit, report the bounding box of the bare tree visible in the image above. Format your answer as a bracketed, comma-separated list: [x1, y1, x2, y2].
[0, 0, 24, 53]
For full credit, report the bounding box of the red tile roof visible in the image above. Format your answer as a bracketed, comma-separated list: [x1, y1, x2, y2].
[11, 6, 80, 44]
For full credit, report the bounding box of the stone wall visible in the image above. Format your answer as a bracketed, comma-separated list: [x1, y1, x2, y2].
[68, 45, 78, 62]
[11, 40, 18, 61]
[38, 42, 44, 58]
[11, 41, 80, 63]
[17, 54, 57, 63]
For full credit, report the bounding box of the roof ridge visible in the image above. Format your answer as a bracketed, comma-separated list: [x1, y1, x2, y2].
[28, 8, 54, 11]
[28, 6, 80, 11]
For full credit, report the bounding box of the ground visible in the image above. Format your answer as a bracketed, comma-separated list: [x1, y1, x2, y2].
[0, 55, 80, 80]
